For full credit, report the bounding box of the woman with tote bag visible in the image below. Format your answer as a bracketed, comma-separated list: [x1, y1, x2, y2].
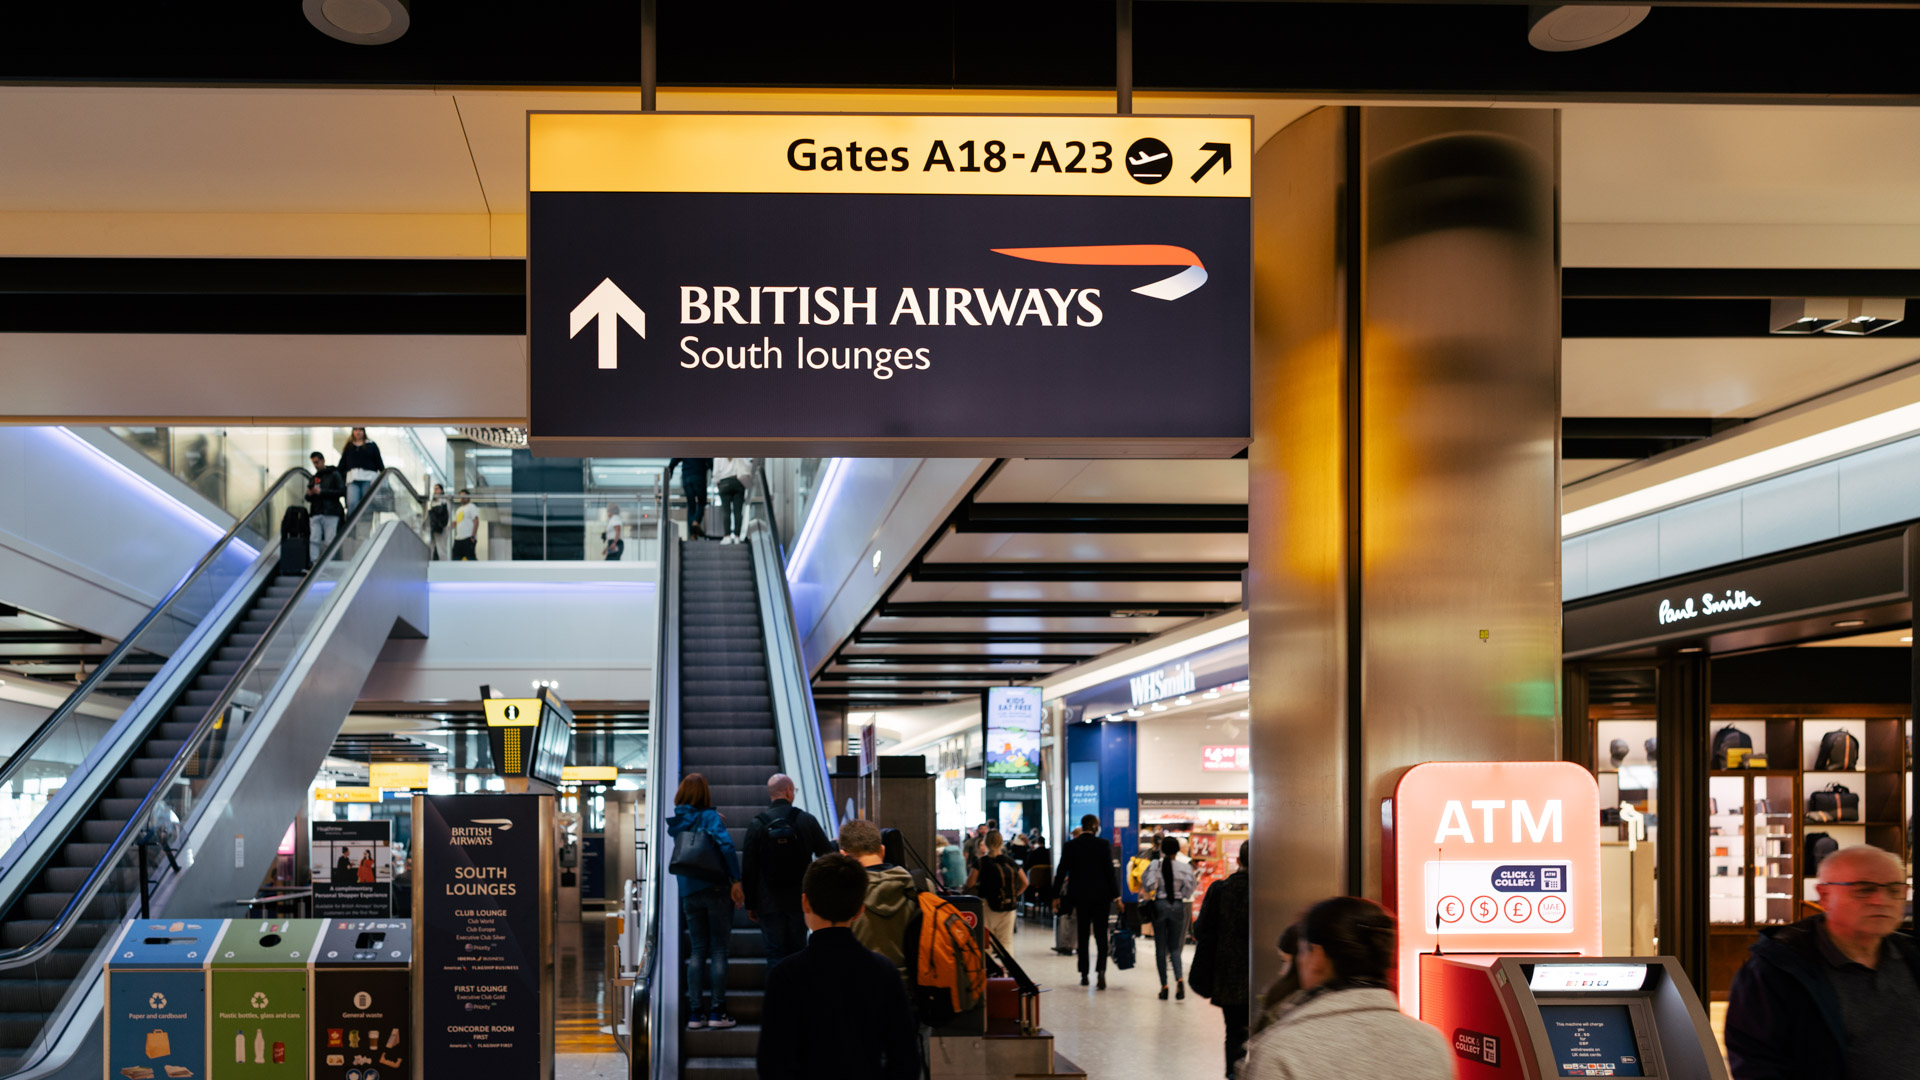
[667, 774, 745, 1031]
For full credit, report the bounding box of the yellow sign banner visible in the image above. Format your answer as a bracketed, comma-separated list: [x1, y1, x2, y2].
[484, 698, 541, 727]
[315, 787, 382, 803]
[561, 766, 618, 784]
[529, 113, 1251, 199]
[369, 762, 431, 790]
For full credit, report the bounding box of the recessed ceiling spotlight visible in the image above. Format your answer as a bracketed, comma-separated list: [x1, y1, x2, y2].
[1149, 702, 1167, 712]
[1202, 689, 1220, 700]
[1901, 636, 1913, 643]
[303, 0, 410, 45]
[1677, 646, 1703, 653]
[1127, 708, 1143, 718]
[1824, 298, 1905, 336]
[1769, 298, 1848, 335]
[1527, 5, 1650, 52]
[1833, 619, 1868, 628]
[1174, 696, 1192, 706]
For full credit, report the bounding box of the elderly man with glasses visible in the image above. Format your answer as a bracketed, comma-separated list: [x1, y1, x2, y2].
[1726, 844, 1918, 1080]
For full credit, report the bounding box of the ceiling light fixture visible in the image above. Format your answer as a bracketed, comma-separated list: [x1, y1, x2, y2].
[1901, 636, 1913, 643]
[1127, 708, 1144, 718]
[1173, 696, 1192, 706]
[304, 0, 410, 44]
[1768, 298, 1848, 335]
[1824, 298, 1905, 336]
[1202, 689, 1220, 699]
[1677, 646, 1703, 653]
[1833, 619, 1868, 628]
[1149, 702, 1167, 712]
[1527, 5, 1650, 52]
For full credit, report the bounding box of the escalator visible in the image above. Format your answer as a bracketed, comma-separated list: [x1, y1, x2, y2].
[0, 469, 430, 1079]
[634, 490, 838, 1080]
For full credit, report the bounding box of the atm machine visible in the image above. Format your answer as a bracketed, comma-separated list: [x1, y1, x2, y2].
[1386, 763, 1727, 1080]
[1422, 955, 1726, 1079]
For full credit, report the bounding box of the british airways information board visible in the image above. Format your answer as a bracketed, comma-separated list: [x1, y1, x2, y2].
[526, 113, 1251, 457]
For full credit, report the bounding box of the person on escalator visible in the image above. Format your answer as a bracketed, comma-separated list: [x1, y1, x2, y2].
[713, 457, 753, 543]
[306, 452, 345, 565]
[665, 458, 714, 538]
[667, 773, 746, 1032]
[337, 426, 385, 513]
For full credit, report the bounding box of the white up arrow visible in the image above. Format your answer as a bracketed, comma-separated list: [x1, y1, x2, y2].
[569, 278, 646, 369]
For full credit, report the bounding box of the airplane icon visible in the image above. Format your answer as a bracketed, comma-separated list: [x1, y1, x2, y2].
[1128, 151, 1168, 167]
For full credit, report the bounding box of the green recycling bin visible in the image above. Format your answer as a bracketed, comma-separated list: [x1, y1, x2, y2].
[208, 919, 325, 1080]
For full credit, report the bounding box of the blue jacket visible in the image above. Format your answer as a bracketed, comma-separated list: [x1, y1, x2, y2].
[667, 805, 741, 897]
[1726, 914, 1920, 1080]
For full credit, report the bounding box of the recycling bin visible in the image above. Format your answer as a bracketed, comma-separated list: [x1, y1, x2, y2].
[104, 917, 223, 1080]
[208, 919, 326, 1080]
[310, 919, 411, 1080]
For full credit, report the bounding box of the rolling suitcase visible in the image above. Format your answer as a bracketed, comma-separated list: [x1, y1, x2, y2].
[1053, 909, 1076, 955]
[1110, 925, 1137, 970]
[279, 506, 311, 574]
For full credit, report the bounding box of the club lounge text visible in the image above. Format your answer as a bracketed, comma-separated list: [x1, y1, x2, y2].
[677, 285, 1104, 381]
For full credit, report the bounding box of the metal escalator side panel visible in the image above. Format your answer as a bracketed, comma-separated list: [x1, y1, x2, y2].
[745, 529, 836, 836]
[0, 554, 276, 913]
[647, 523, 682, 1080]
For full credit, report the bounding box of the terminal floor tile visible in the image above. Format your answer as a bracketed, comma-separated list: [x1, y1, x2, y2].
[1005, 915, 1226, 1078]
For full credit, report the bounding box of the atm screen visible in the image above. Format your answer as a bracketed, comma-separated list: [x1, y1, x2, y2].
[1539, 1004, 1645, 1077]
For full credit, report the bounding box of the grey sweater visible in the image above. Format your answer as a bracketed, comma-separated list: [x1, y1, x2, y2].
[1243, 986, 1452, 1080]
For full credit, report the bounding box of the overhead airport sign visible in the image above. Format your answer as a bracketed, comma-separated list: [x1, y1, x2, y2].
[527, 113, 1252, 457]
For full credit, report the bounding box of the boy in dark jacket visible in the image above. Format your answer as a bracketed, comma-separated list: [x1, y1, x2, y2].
[1726, 845, 1920, 1079]
[757, 854, 919, 1080]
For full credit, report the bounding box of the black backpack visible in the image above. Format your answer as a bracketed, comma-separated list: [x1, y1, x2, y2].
[1807, 832, 1839, 875]
[980, 856, 1018, 913]
[1711, 725, 1753, 769]
[1813, 730, 1860, 771]
[754, 805, 813, 884]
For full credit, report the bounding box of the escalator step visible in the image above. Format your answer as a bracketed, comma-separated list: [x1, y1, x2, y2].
[682, 728, 776, 748]
[683, 698, 772, 713]
[205, 660, 243, 677]
[56, 843, 111, 867]
[96, 798, 145, 820]
[0, 1013, 50, 1050]
[685, 765, 782, 787]
[707, 786, 775, 810]
[682, 1025, 763, 1057]
[684, 680, 770, 697]
[140, 740, 185, 760]
[688, 748, 780, 769]
[170, 706, 205, 724]
[237, 618, 274, 633]
[20, 892, 75, 921]
[78, 819, 128, 844]
[180, 690, 223, 707]
[124, 758, 171, 779]
[112, 778, 156, 799]
[158, 722, 199, 740]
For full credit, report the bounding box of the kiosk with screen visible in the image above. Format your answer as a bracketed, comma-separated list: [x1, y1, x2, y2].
[1421, 955, 1725, 1080]
[1387, 764, 1726, 1080]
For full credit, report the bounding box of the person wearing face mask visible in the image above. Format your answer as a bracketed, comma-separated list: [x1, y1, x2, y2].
[1240, 896, 1450, 1080]
[1726, 845, 1920, 1080]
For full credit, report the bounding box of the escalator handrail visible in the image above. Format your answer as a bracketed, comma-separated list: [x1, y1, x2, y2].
[0, 467, 427, 973]
[637, 483, 682, 1080]
[0, 466, 313, 792]
[749, 467, 837, 834]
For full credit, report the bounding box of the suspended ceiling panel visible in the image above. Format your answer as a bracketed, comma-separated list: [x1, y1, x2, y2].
[1562, 337, 1920, 420]
[888, 579, 1242, 604]
[926, 531, 1250, 563]
[860, 614, 1192, 636]
[974, 458, 1248, 504]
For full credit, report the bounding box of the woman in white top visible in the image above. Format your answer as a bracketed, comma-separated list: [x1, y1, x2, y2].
[1242, 896, 1451, 1080]
[1140, 835, 1199, 1000]
[603, 504, 625, 561]
[712, 458, 754, 544]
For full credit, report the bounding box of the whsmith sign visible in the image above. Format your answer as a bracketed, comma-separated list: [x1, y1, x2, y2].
[526, 113, 1252, 456]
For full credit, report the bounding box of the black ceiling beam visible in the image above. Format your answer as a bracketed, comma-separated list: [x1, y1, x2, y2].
[0, 630, 101, 645]
[876, 601, 1233, 619]
[910, 562, 1246, 583]
[1564, 298, 1920, 338]
[1562, 418, 1728, 440]
[1564, 438, 1700, 460]
[854, 631, 1148, 645]
[954, 503, 1248, 534]
[832, 654, 1090, 666]
[0, 604, 17, 619]
[1564, 268, 1920, 299]
[816, 672, 1048, 683]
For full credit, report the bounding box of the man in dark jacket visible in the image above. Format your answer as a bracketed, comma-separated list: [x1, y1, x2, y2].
[306, 452, 346, 563]
[1726, 844, 1920, 1080]
[1051, 814, 1121, 988]
[757, 854, 919, 1080]
[665, 458, 714, 538]
[742, 773, 832, 970]
[1193, 841, 1251, 1078]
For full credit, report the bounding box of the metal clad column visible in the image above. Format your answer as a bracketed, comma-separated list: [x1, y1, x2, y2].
[1249, 106, 1563, 1001]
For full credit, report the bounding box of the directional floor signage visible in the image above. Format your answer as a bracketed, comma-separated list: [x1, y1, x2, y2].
[527, 113, 1252, 457]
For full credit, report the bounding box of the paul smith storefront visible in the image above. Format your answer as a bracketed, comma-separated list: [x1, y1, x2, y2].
[1563, 525, 1917, 997]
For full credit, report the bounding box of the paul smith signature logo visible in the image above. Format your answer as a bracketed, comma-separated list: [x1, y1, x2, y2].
[1657, 590, 1762, 625]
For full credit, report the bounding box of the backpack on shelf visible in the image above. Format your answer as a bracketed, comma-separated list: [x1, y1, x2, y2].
[1711, 726, 1753, 770]
[1805, 783, 1860, 823]
[1813, 730, 1861, 771]
[911, 889, 986, 1022]
[1806, 832, 1840, 875]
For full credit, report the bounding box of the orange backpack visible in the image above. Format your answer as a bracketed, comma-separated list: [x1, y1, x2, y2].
[912, 889, 986, 1019]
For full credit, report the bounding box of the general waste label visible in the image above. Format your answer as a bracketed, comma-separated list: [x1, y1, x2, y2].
[1424, 860, 1573, 934]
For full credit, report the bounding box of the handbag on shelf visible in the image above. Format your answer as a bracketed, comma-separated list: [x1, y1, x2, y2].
[1805, 783, 1860, 823]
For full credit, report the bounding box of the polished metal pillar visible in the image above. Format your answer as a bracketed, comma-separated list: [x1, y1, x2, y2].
[1249, 107, 1563, 1000]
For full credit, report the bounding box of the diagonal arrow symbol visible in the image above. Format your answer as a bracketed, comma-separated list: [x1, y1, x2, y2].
[1190, 142, 1231, 183]
[569, 278, 646, 370]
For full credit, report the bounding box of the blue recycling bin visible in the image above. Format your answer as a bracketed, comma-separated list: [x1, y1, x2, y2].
[105, 918, 224, 1080]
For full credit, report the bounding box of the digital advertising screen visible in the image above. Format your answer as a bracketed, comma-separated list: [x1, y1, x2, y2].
[983, 686, 1043, 780]
[1540, 1004, 1645, 1077]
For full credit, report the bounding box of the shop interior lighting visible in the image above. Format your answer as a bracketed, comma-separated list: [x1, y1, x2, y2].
[1677, 646, 1703, 653]
[1833, 619, 1868, 628]
[1563, 398, 1920, 536]
[1527, 4, 1650, 51]
[1823, 298, 1906, 336]
[1149, 702, 1168, 712]
[1202, 689, 1220, 699]
[1173, 695, 1192, 706]
[1126, 708, 1144, 718]
[303, 0, 411, 45]
[1901, 636, 1913, 643]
